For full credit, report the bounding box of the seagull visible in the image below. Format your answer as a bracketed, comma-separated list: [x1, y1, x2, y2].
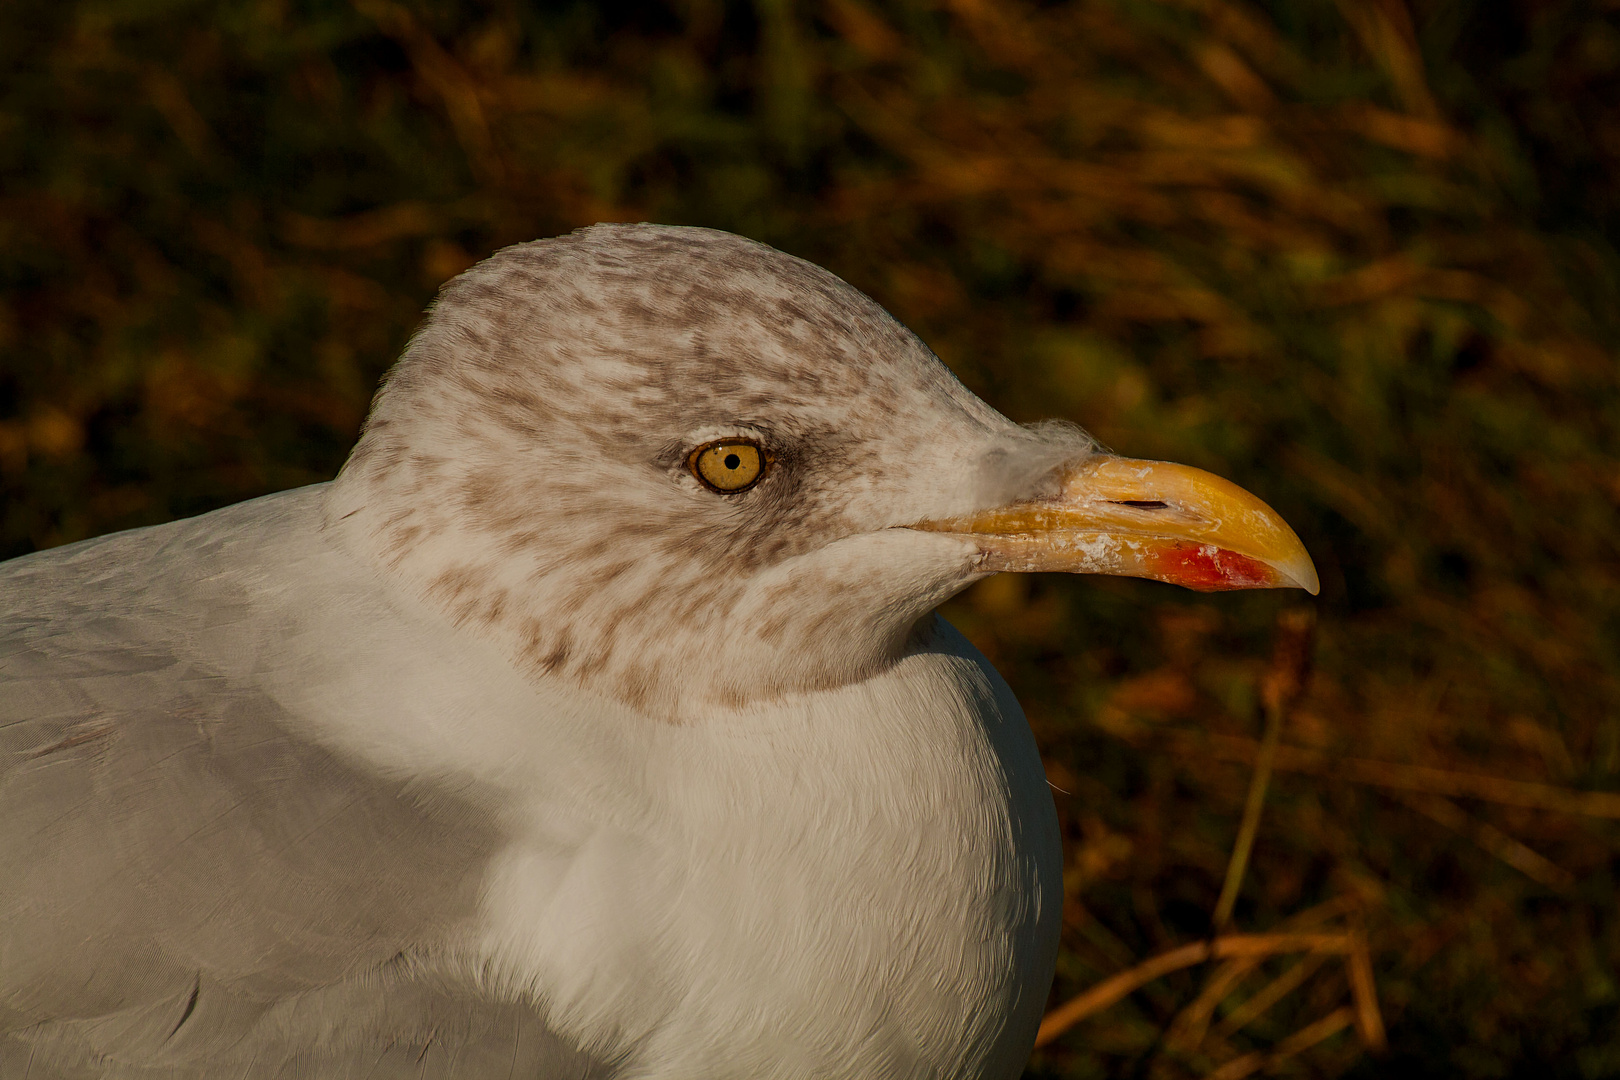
[0, 224, 1317, 1080]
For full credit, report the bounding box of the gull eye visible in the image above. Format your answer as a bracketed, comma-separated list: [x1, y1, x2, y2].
[689, 439, 765, 494]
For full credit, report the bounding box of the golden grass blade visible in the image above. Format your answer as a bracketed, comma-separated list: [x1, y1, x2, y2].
[1036, 941, 1212, 1048]
[1167, 954, 1263, 1052]
[1210, 710, 1281, 930]
[1273, 894, 1361, 931]
[1208, 949, 1332, 1044]
[1034, 933, 1350, 1048]
[350, 0, 502, 182]
[1150, 731, 1620, 818]
[1170, 894, 1367, 1051]
[1213, 609, 1316, 929]
[1205, 1006, 1357, 1080]
[1347, 921, 1388, 1052]
[1396, 791, 1575, 889]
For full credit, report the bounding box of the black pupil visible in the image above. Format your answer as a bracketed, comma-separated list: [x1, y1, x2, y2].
[724, 453, 741, 470]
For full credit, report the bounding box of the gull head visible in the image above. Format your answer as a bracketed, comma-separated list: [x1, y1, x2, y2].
[327, 224, 1314, 721]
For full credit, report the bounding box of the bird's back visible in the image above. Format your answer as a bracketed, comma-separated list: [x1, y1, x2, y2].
[0, 489, 595, 1079]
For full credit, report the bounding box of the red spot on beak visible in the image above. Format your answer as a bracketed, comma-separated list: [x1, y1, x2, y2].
[1143, 542, 1278, 592]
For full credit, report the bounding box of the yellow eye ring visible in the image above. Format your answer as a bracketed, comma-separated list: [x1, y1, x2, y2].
[689, 439, 766, 494]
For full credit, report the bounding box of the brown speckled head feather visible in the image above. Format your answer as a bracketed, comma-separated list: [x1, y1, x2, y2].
[326, 224, 1092, 719]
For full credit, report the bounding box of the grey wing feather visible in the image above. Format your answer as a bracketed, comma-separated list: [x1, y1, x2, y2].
[0, 500, 594, 1078]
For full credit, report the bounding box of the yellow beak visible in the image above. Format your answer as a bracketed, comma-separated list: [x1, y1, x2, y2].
[915, 455, 1319, 594]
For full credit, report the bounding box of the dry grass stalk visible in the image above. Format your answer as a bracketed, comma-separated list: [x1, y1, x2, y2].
[1346, 917, 1387, 1052]
[1177, 895, 1361, 1050]
[1206, 949, 1332, 1045]
[1172, 893, 1360, 1055]
[1204, 1006, 1357, 1080]
[1039, 611, 1387, 1069]
[1151, 731, 1620, 818]
[1036, 941, 1215, 1048]
[1165, 952, 1265, 1052]
[1033, 932, 1353, 1048]
[1394, 791, 1575, 889]
[1185, 900, 1380, 1057]
[1212, 609, 1316, 929]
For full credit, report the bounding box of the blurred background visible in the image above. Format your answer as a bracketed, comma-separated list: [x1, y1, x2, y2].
[3, 0, 1618, 1074]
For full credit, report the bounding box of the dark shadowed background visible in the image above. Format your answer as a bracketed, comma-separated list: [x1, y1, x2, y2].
[3, 0, 1619, 1075]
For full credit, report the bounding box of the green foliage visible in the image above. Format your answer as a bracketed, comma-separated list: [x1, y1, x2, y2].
[3, 0, 1619, 1074]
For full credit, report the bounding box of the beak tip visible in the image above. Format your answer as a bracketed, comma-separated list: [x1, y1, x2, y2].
[1282, 558, 1321, 596]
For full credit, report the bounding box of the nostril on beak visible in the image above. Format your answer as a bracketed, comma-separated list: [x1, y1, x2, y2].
[1109, 500, 1170, 510]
